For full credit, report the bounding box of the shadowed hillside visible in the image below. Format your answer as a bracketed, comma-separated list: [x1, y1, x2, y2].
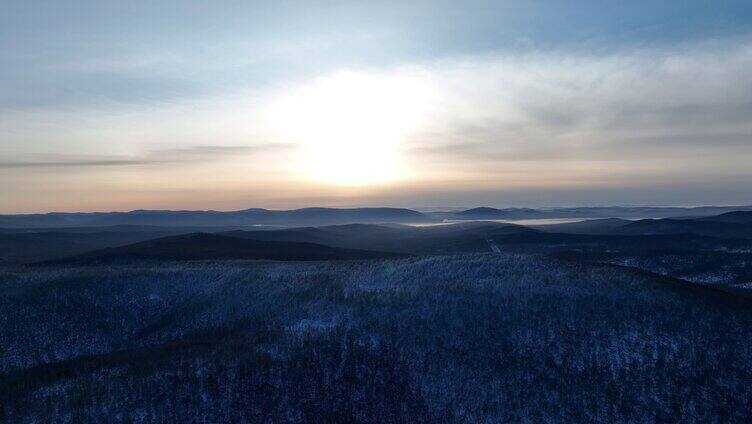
[42, 233, 405, 264]
[613, 218, 752, 239]
[223, 221, 533, 255]
[696, 211, 752, 224]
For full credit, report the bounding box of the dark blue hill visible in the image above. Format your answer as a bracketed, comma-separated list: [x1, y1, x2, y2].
[43, 232, 405, 264]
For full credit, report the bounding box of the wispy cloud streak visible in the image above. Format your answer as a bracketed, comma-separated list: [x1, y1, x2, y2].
[0, 144, 298, 169]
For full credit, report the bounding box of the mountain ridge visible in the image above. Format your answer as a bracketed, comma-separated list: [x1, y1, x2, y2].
[0, 207, 432, 228]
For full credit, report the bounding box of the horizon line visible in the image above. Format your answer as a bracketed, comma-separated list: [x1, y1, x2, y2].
[3, 203, 752, 216]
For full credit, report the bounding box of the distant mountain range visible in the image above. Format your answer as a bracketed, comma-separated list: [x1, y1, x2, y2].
[4, 209, 750, 289]
[3, 205, 752, 229]
[3, 210, 750, 265]
[0, 207, 431, 228]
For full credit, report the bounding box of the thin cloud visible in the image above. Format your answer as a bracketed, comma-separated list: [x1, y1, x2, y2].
[400, 38, 752, 171]
[0, 143, 298, 169]
[0, 159, 148, 168]
[150, 143, 297, 158]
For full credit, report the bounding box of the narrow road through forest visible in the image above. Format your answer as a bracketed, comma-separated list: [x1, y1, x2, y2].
[486, 238, 501, 253]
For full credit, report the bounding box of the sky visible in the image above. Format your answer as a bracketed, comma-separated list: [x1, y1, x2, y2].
[1, 0, 752, 213]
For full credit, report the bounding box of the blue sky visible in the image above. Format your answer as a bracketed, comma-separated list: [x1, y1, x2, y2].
[1, 1, 752, 212]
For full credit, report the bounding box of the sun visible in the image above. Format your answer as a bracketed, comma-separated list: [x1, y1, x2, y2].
[268, 70, 429, 186]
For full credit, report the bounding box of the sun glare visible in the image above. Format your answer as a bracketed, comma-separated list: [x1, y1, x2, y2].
[268, 71, 429, 186]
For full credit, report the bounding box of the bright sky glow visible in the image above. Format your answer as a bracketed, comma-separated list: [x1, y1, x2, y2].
[1, 1, 752, 212]
[268, 71, 431, 185]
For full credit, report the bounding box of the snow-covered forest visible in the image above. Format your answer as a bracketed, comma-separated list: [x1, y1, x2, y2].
[2, 254, 751, 422]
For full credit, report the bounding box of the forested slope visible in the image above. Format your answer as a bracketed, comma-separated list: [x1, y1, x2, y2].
[2, 254, 751, 422]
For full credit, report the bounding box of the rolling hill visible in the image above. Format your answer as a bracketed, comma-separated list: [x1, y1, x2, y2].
[453, 207, 546, 220]
[444, 205, 752, 221]
[696, 211, 752, 224]
[613, 218, 752, 239]
[0, 230, 182, 264]
[223, 221, 534, 255]
[531, 218, 632, 234]
[44, 233, 405, 264]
